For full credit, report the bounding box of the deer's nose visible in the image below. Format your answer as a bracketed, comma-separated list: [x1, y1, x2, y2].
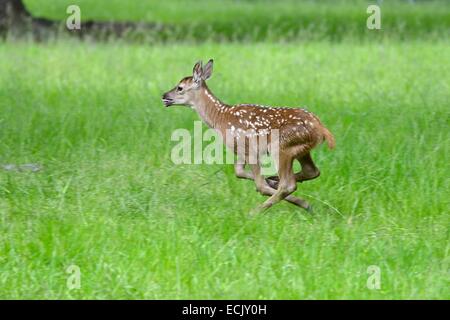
[162, 93, 174, 107]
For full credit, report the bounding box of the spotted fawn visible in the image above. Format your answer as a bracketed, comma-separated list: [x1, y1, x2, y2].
[162, 60, 335, 213]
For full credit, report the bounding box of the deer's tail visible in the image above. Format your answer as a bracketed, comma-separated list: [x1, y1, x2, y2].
[321, 127, 336, 149]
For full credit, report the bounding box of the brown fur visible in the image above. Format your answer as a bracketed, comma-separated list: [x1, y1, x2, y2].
[162, 60, 335, 213]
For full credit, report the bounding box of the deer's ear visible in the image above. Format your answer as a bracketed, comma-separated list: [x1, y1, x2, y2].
[193, 61, 203, 83]
[202, 59, 214, 80]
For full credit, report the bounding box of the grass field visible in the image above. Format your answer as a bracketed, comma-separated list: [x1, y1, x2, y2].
[0, 0, 449, 299]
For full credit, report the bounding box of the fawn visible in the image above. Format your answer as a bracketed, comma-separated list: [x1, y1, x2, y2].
[162, 59, 335, 213]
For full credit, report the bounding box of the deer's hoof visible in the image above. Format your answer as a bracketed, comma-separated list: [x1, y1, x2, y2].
[305, 205, 314, 213]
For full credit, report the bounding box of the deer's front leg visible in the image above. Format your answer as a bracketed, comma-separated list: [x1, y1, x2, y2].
[258, 155, 297, 211]
[249, 163, 310, 214]
[234, 163, 254, 180]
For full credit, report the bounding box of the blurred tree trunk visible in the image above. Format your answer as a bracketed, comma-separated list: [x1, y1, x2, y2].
[0, 0, 30, 27]
[0, 0, 163, 40]
[0, 0, 29, 19]
[0, 0, 55, 37]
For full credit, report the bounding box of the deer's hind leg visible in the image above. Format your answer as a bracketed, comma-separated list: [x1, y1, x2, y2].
[249, 163, 310, 212]
[295, 153, 320, 182]
[266, 152, 320, 188]
[255, 153, 311, 212]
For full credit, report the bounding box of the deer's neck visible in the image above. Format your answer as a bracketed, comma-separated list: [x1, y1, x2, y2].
[192, 86, 228, 129]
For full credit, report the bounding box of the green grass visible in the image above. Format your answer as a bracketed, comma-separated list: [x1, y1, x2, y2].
[0, 39, 448, 299]
[23, 0, 450, 41]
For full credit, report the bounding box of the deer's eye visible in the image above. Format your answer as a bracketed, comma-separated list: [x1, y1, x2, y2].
[177, 86, 183, 92]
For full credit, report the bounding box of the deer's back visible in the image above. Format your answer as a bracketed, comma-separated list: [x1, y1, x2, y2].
[218, 104, 330, 157]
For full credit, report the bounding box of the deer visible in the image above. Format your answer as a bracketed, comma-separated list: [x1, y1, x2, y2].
[162, 59, 335, 214]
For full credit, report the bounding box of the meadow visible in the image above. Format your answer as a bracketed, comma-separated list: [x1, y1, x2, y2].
[0, 0, 449, 299]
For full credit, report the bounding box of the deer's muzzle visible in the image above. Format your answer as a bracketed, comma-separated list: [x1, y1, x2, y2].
[161, 93, 174, 107]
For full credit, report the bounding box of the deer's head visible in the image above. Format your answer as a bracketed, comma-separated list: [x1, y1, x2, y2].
[162, 59, 213, 107]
